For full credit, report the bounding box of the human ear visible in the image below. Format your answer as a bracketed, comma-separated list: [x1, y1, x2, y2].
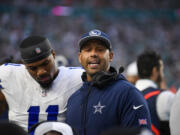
[109, 51, 114, 62]
[78, 52, 82, 64]
[51, 50, 56, 59]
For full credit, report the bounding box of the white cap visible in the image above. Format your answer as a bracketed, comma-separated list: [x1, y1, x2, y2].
[34, 122, 73, 135]
[126, 61, 138, 76]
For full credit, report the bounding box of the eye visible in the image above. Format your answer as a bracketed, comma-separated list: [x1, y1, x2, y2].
[83, 47, 91, 52]
[42, 60, 49, 66]
[97, 47, 105, 52]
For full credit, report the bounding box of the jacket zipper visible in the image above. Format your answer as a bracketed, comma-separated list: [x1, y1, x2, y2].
[82, 83, 93, 135]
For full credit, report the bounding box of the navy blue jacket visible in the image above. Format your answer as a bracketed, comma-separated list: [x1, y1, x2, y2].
[143, 87, 162, 135]
[143, 87, 170, 135]
[66, 74, 151, 135]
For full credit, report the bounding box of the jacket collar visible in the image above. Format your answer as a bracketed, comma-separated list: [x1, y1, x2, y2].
[81, 66, 117, 82]
[135, 79, 157, 92]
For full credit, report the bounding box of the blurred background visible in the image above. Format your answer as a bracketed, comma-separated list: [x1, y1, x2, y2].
[0, 0, 180, 88]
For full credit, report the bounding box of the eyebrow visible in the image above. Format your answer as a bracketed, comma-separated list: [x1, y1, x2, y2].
[28, 59, 49, 68]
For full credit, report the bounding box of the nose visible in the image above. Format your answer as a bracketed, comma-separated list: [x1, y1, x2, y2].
[90, 49, 98, 58]
[37, 67, 47, 77]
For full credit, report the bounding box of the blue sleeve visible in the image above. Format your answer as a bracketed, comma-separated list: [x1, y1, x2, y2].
[118, 86, 151, 129]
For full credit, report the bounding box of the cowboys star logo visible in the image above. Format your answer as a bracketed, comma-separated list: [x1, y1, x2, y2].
[93, 101, 106, 114]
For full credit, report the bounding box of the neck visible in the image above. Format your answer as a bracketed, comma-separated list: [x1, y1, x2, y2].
[87, 74, 92, 82]
[53, 68, 59, 80]
[86, 67, 112, 82]
[150, 76, 157, 84]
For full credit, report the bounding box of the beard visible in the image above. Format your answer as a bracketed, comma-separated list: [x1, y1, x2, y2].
[157, 73, 162, 87]
[38, 79, 53, 90]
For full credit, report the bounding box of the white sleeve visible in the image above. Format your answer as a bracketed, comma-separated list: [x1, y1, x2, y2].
[0, 64, 12, 76]
[156, 90, 175, 121]
[0, 64, 14, 90]
[170, 90, 180, 135]
[0, 63, 24, 95]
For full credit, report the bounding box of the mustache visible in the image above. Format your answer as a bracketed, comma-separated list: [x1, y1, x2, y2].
[37, 74, 50, 80]
[87, 58, 100, 64]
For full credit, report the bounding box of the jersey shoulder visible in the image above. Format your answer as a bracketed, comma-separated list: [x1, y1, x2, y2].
[0, 63, 26, 79]
[58, 66, 84, 78]
[59, 66, 84, 72]
[56, 66, 84, 90]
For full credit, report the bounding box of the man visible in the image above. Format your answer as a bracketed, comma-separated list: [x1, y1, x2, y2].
[170, 87, 180, 135]
[0, 36, 84, 132]
[66, 29, 151, 135]
[135, 51, 175, 135]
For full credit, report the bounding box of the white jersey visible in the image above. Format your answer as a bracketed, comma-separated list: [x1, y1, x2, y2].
[170, 89, 180, 135]
[0, 63, 84, 131]
[135, 79, 175, 121]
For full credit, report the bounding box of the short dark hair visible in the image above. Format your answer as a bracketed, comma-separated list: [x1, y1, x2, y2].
[137, 50, 161, 78]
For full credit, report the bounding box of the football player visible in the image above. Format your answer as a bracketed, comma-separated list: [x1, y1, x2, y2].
[0, 36, 84, 132]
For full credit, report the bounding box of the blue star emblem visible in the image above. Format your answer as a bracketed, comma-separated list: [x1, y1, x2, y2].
[93, 101, 106, 114]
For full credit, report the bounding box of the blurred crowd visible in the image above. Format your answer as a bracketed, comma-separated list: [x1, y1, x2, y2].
[0, 0, 180, 88]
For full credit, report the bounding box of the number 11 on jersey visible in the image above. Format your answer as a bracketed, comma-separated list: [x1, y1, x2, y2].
[28, 105, 59, 131]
